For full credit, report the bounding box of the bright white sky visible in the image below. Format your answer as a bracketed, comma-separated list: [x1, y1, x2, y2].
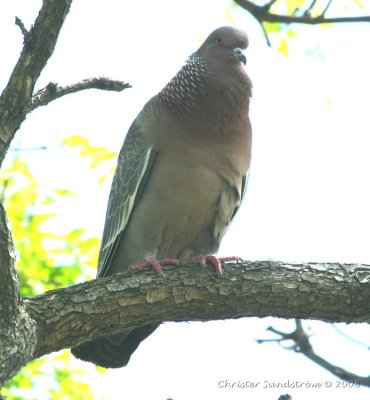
[1, 0, 370, 399]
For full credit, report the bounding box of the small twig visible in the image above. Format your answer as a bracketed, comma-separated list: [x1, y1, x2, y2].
[264, 0, 278, 11]
[234, 0, 370, 25]
[15, 17, 30, 41]
[260, 22, 272, 46]
[332, 324, 370, 349]
[9, 146, 48, 152]
[304, 0, 319, 16]
[258, 319, 370, 387]
[321, 0, 334, 17]
[29, 77, 131, 112]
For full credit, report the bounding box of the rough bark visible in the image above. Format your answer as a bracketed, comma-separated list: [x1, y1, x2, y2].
[0, 203, 37, 386]
[1, 259, 369, 385]
[0, 0, 73, 167]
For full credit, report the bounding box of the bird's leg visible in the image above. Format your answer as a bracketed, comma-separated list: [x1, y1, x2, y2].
[131, 254, 181, 278]
[188, 255, 242, 277]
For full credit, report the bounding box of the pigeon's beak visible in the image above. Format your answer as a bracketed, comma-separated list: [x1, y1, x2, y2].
[233, 48, 247, 65]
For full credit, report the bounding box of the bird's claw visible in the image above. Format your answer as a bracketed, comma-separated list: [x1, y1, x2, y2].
[131, 256, 181, 278]
[190, 255, 242, 277]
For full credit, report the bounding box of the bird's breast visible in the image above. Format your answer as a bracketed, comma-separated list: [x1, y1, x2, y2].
[117, 151, 240, 264]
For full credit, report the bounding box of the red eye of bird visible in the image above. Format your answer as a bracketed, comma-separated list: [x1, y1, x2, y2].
[217, 37, 224, 46]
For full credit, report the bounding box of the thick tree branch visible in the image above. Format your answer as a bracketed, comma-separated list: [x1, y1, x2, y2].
[0, 203, 18, 315]
[0, 203, 37, 386]
[258, 320, 370, 387]
[29, 78, 131, 112]
[234, 0, 370, 25]
[1, 259, 370, 384]
[0, 204, 19, 337]
[27, 261, 370, 356]
[0, 0, 73, 167]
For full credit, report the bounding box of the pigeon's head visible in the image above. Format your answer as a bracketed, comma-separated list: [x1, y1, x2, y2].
[197, 26, 249, 68]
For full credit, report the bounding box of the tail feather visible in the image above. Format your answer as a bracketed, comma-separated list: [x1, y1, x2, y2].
[71, 325, 158, 368]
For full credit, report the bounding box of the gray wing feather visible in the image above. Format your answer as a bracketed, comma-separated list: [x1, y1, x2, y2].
[97, 119, 156, 277]
[230, 168, 250, 222]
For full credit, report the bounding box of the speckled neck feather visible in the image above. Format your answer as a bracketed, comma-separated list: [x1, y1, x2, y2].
[159, 53, 210, 113]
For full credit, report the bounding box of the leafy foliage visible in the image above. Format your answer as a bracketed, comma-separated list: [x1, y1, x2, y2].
[257, 0, 366, 55]
[1, 136, 115, 399]
[63, 135, 116, 184]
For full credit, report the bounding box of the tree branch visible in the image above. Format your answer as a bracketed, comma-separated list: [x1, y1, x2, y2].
[29, 78, 131, 112]
[0, 0, 73, 167]
[321, 0, 334, 18]
[234, 0, 370, 25]
[304, 0, 320, 16]
[1, 260, 370, 384]
[0, 203, 18, 319]
[258, 319, 370, 387]
[27, 261, 370, 355]
[0, 203, 37, 386]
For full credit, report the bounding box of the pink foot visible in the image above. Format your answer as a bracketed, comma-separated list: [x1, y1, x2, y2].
[131, 255, 181, 278]
[191, 255, 242, 277]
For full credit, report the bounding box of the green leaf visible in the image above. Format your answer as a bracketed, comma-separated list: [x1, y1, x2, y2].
[352, 0, 365, 8]
[1, 136, 111, 398]
[278, 38, 289, 56]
